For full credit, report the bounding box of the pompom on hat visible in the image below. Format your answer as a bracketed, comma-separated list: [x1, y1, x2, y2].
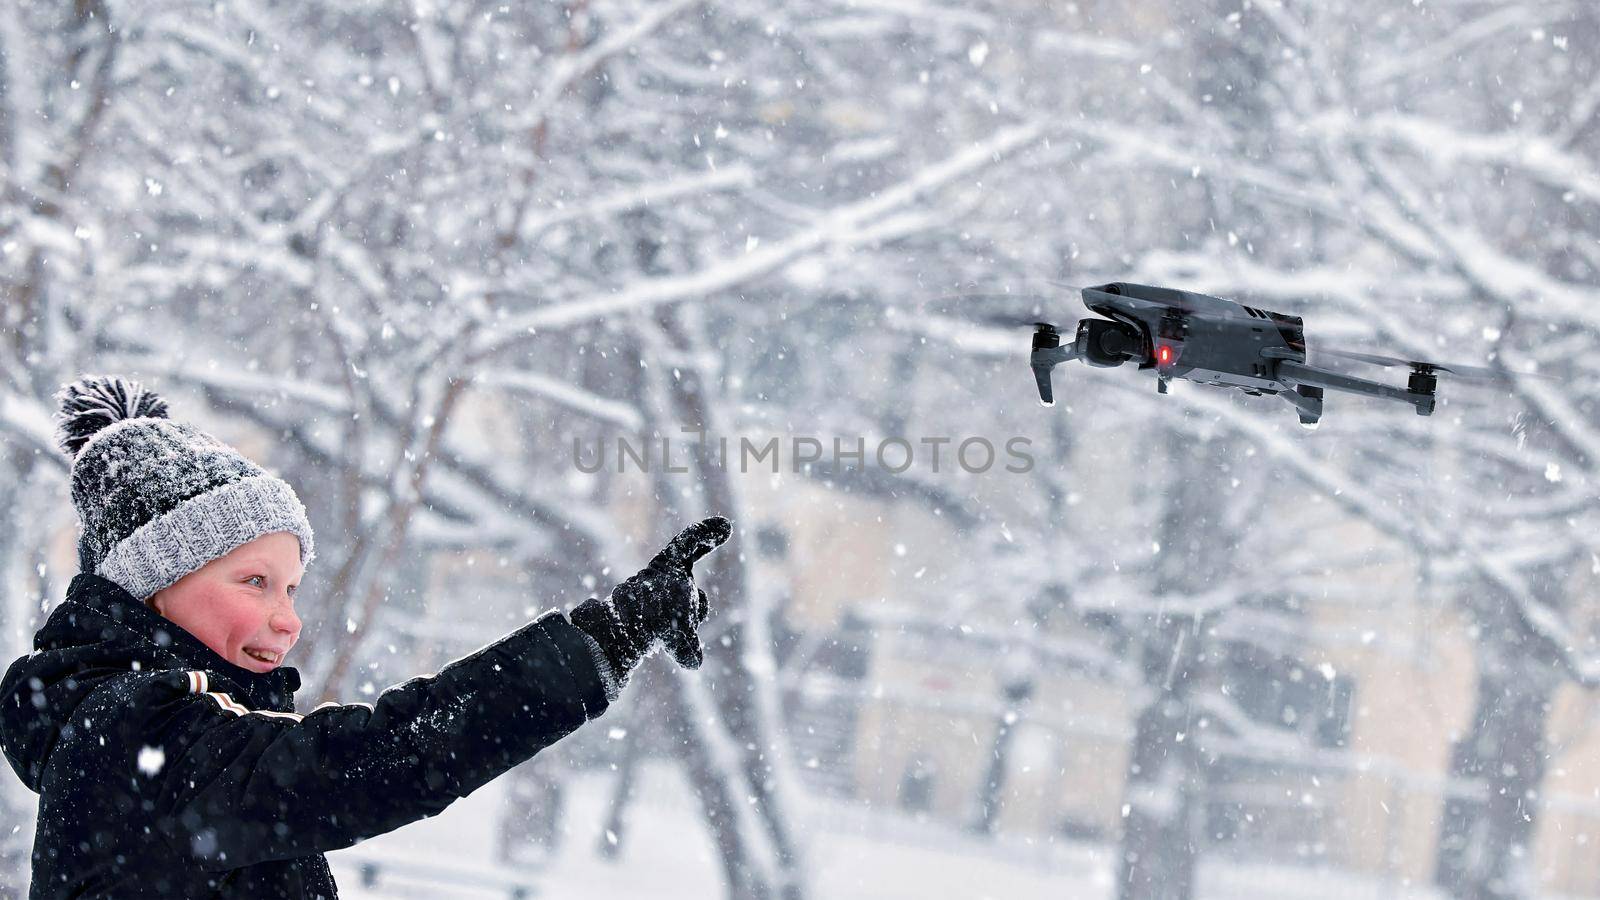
[55, 375, 315, 601]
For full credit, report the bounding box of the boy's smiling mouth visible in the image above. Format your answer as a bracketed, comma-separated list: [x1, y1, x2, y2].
[244, 648, 283, 665]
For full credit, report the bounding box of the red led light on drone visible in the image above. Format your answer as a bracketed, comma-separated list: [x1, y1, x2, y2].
[1158, 345, 1172, 364]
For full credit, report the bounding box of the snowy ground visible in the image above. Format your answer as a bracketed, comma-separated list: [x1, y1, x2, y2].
[329, 763, 1448, 900]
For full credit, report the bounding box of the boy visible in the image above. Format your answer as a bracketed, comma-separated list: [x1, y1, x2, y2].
[0, 375, 728, 898]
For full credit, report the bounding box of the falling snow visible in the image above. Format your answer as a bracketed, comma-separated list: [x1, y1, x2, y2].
[2, 1, 1597, 899]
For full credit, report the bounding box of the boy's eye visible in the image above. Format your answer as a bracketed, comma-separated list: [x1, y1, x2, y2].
[247, 576, 266, 588]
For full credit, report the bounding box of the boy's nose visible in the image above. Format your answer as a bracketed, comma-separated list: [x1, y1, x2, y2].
[270, 606, 301, 639]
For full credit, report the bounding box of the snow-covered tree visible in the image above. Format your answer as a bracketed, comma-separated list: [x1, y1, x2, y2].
[4, 0, 1595, 896]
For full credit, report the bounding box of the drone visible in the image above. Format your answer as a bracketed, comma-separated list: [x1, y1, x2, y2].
[1025, 282, 1505, 427]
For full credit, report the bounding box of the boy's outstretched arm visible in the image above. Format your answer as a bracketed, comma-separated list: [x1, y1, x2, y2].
[132, 610, 605, 869]
[130, 516, 731, 871]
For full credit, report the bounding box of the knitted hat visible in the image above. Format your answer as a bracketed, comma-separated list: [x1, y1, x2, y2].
[55, 375, 316, 601]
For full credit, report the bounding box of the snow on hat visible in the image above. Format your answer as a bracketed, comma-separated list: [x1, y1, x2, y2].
[55, 375, 315, 601]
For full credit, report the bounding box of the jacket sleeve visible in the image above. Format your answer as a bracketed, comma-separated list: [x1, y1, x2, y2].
[127, 610, 609, 870]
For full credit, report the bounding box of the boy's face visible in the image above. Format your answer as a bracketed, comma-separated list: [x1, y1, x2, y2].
[148, 531, 305, 673]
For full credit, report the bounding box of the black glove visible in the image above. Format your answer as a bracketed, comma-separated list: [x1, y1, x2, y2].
[571, 516, 731, 675]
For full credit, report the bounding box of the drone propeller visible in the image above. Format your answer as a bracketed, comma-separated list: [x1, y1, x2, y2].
[927, 281, 1082, 319]
[1314, 346, 1506, 380]
[974, 315, 1060, 331]
[926, 308, 1075, 406]
[912, 293, 1051, 326]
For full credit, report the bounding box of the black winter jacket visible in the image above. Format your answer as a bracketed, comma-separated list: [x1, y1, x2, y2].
[0, 573, 610, 898]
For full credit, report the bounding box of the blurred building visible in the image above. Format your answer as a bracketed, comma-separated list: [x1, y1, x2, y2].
[737, 468, 1600, 897]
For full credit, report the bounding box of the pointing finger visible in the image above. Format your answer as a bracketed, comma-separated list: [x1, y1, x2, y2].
[650, 516, 732, 573]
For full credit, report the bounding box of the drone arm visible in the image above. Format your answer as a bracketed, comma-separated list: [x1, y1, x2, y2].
[1278, 361, 1433, 415]
[1281, 384, 1324, 425]
[1030, 343, 1078, 407]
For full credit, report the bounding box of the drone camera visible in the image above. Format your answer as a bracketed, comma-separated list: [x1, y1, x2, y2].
[1080, 319, 1144, 368]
